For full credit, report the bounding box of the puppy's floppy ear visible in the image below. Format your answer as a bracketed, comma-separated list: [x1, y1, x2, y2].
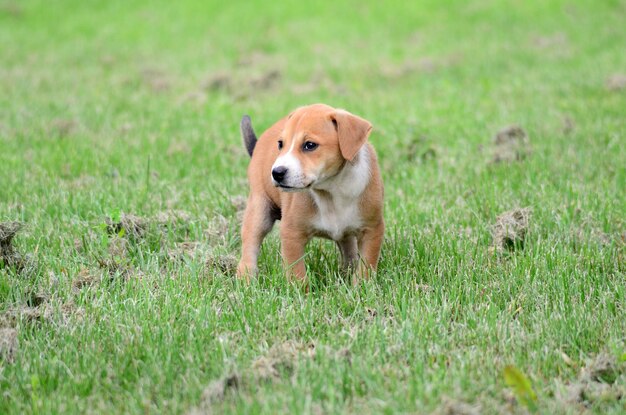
[330, 110, 373, 162]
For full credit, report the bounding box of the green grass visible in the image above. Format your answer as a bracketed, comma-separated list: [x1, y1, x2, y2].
[1, 0, 625, 413]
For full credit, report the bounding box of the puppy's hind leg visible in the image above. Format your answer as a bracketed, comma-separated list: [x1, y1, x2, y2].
[237, 196, 276, 281]
[355, 221, 385, 284]
[337, 236, 358, 272]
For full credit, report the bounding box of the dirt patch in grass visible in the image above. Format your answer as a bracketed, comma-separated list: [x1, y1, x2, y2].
[434, 398, 481, 415]
[58, 299, 86, 323]
[189, 342, 349, 412]
[0, 221, 34, 275]
[234, 68, 283, 99]
[251, 340, 316, 381]
[532, 33, 568, 49]
[105, 214, 148, 238]
[414, 283, 432, 294]
[606, 74, 626, 91]
[166, 140, 192, 156]
[99, 210, 240, 276]
[25, 290, 48, 308]
[205, 252, 238, 275]
[381, 55, 461, 79]
[582, 353, 622, 384]
[49, 119, 77, 138]
[201, 72, 232, 92]
[201, 373, 241, 403]
[573, 227, 612, 248]
[561, 115, 575, 135]
[99, 54, 116, 68]
[140, 68, 171, 92]
[0, 305, 51, 328]
[96, 258, 133, 280]
[1, 295, 85, 330]
[104, 210, 192, 240]
[93, 234, 135, 279]
[72, 267, 103, 292]
[168, 241, 237, 275]
[0, 222, 22, 244]
[204, 214, 231, 244]
[558, 353, 625, 408]
[153, 209, 192, 226]
[0, 2, 22, 18]
[229, 195, 247, 214]
[570, 217, 624, 250]
[167, 241, 203, 262]
[491, 125, 531, 163]
[530, 33, 572, 59]
[490, 208, 531, 253]
[365, 306, 395, 325]
[237, 50, 272, 66]
[188, 373, 241, 414]
[405, 132, 438, 164]
[179, 91, 207, 106]
[249, 69, 281, 90]
[382, 58, 434, 78]
[289, 71, 336, 95]
[66, 174, 97, 190]
[0, 328, 18, 363]
[118, 122, 134, 135]
[200, 67, 283, 99]
[1, 221, 23, 266]
[99, 210, 240, 277]
[229, 195, 247, 222]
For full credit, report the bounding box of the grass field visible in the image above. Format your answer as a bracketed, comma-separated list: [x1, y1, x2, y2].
[1, 0, 625, 413]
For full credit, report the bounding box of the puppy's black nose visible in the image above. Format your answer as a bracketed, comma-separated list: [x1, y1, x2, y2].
[272, 166, 288, 183]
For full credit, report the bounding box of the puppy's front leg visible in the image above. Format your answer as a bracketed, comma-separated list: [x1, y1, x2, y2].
[355, 221, 385, 283]
[280, 224, 308, 282]
[237, 196, 275, 280]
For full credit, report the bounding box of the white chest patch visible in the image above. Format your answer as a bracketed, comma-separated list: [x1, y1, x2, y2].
[312, 195, 362, 240]
[310, 146, 371, 241]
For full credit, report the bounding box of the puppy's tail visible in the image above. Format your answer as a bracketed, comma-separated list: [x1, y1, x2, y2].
[241, 115, 257, 157]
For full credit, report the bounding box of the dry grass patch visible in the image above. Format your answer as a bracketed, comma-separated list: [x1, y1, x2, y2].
[72, 267, 103, 292]
[434, 398, 481, 415]
[0, 328, 18, 364]
[558, 353, 625, 408]
[606, 73, 626, 91]
[490, 208, 532, 253]
[252, 340, 317, 381]
[0, 221, 34, 275]
[49, 119, 77, 138]
[491, 125, 531, 163]
[140, 68, 172, 92]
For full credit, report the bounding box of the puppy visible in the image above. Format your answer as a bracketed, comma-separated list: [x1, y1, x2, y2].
[237, 103, 384, 284]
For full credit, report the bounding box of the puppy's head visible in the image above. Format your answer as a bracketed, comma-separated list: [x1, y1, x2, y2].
[271, 104, 372, 191]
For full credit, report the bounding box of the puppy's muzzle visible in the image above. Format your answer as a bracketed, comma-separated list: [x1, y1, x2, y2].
[272, 166, 288, 184]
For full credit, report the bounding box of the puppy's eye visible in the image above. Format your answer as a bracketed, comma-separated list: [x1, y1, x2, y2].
[278, 140, 283, 150]
[302, 141, 318, 152]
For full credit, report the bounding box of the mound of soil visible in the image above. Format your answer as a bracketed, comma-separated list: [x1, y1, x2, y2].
[491, 208, 532, 253]
[491, 125, 531, 163]
[0, 222, 29, 273]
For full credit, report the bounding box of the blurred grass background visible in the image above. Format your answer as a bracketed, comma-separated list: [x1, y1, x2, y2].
[1, 0, 625, 414]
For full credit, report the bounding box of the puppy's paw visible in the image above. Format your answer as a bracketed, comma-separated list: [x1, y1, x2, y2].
[236, 262, 256, 282]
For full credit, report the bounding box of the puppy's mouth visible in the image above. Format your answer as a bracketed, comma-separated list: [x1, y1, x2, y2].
[275, 183, 312, 192]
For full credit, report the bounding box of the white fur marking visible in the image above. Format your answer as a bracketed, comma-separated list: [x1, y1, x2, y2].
[311, 146, 371, 240]
[272, 140, 306, 187]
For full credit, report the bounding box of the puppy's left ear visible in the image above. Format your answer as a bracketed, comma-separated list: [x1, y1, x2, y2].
[330, 110, 373, 162]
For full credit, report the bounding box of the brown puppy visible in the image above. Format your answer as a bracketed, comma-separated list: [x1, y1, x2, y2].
[237, 103, 384, 284]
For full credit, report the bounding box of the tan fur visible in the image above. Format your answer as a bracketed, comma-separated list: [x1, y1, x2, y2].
[237, 103, 384, 286]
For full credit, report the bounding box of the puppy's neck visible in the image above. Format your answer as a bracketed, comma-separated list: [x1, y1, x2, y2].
[312, 145, 371, 201]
